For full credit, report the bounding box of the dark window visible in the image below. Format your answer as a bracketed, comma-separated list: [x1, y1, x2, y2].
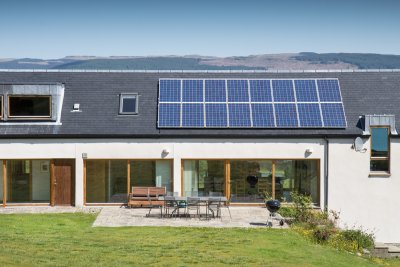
[8, 96, 51, 118]
[119, 94, 138, 114]
[370, 127, 390, 173]
[0, 96, 3, 118]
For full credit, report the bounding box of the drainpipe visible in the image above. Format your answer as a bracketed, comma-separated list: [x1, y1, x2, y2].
[324, 136, 329, 212]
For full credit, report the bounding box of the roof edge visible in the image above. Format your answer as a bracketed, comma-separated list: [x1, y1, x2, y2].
[1, 69, 400, 74]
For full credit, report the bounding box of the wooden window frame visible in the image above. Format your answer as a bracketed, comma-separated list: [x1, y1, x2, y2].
[7, 95, 52, 119]
[181, 158, 321, 206]
[84, 159, 173, 206]
[370, 126, 391, 174]
[119, 93, 139, 115]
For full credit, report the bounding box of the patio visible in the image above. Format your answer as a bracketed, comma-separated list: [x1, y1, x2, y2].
[92, 206, 288, 228]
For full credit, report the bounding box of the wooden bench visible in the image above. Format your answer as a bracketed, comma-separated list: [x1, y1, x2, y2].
[128, 186, 166, 208]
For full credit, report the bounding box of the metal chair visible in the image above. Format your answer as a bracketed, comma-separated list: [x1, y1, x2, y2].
[163, 196, 176, 217]
[186, 197, 200, 218]
[208, 197, 222, 218]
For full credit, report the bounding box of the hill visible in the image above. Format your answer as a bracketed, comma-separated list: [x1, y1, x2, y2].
[0, 53, 399, 70]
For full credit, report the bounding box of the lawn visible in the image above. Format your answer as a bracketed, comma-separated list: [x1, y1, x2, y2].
[0, 213, 398, 267]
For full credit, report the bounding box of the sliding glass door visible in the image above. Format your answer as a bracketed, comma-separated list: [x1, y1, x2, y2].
[7, 160, 50, 204]
[85, 159, 172, 204]
[85, 160, 127, 203]
[182, 159, 320, 204]
[183, 160, 225, 197]
[230, 160, 273, 203]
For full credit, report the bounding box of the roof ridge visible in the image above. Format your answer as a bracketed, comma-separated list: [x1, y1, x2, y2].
[1, 69, 400, 73]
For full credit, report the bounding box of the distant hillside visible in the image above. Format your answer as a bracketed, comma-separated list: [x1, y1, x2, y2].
[294, 52, 400, 69]
[0, 53, 399, 70]
[55, 57, 264, 70]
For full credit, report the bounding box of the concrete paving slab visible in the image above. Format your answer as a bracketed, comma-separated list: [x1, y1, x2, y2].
[93, 206, 288, 229]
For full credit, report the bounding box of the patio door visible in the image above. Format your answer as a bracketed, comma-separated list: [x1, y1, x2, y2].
[52, 160, 75, 206]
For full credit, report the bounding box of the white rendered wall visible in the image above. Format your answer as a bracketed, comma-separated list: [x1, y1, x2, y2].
[328, 138, 400, 243]
[0, 138, 326, 208]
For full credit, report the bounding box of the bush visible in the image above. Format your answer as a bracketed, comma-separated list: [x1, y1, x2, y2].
[313, 225, 336, 244]
[286, 192, 375, 254]
[340, 229, 374, 251]
[278, 206, 296, 218]
[290, 191, 313, 223]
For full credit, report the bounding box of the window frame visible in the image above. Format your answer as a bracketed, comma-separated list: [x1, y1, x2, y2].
[7, 95, 52, 119]
[119, 93, 139, 115]
[370, 126, 390, 174]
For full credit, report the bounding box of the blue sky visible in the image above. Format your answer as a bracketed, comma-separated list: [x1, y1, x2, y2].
[0, 0, 399, 58]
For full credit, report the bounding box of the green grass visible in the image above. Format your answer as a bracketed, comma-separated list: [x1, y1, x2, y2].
[0, 213, 399, 267]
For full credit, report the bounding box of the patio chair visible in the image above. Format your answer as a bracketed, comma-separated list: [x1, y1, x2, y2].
[222, 198, 232, 219]
[163, 196, 176, 218]
[208, 197, 222, 218]
[186, 197, 200, 218]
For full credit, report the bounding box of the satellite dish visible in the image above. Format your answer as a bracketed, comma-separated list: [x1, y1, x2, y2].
[354, 137, 364, 151]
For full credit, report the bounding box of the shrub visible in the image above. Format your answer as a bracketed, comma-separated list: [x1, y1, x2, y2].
[278, 206, 296, 218]
[290, 191, 313, 223]
[313, 225, 336, 244]
[339, 229, 375, 251]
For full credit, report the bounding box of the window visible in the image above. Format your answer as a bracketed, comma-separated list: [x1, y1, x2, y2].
[7, 160, 50, 203]
[119, 94, 138, 114]
[0, 95, 3, 118]
[8, 95, 51, 118]
[370, 127, 390, 173]
[183, 160, 225, 197]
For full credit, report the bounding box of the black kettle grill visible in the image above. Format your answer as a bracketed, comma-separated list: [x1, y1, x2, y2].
[265, 199, 281, 213]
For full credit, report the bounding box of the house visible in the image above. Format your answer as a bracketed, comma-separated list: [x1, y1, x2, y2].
[0, 69, 399, 243]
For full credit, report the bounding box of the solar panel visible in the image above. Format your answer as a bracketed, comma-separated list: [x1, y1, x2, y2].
[275, 104, 298, 127]
[321, 103, 346, 127]
[317, 79, 342, 102]
[272, 80, 295, 102]
[182, 103, 204, 127]
[297, 103, 323, 127]
[158, 103, 180, 127]
[182, 80, 203, 102]
[251, 103, 275, 127]
[295, 80, 318, 102]
[205, 104, 228, 127]
[158, 78, 346, 128]
[249, 80, 272, 102]
[159, 79, 181, 102]
[227, 80, 249, 102]
[205, 80, 226, 102]
[228, 103, 251, 127]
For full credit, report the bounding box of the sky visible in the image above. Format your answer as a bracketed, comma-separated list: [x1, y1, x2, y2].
[0, 0, 399, 58]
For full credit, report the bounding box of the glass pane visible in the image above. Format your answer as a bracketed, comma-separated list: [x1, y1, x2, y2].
[230, 160, 272, 203]
[122, 97, 137, 113]
[183, 160, 225, 197]
[371, 128, 389, 157]
[275, 160, 319, 204]
[6, 160, 50, 203]
[370, 160, 389, 172]
[86, 160, 127, 203]
[130, 160, 172, 193]
[9, 96, 51, 117]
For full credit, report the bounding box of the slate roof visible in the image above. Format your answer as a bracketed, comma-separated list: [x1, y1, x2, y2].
[0, 70, 399, 138]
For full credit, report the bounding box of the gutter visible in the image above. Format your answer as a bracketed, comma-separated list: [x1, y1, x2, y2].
[324, 136, 329, 211]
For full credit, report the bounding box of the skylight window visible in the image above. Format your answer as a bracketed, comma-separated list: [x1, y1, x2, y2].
[8, 95, 52, 119]
[119, 94, 138, 115]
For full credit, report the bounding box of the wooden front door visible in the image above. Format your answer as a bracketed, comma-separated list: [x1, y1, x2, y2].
[53, 160, 75, 206]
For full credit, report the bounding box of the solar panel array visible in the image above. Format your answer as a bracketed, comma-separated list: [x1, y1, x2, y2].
[158, 79, 346, 128]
